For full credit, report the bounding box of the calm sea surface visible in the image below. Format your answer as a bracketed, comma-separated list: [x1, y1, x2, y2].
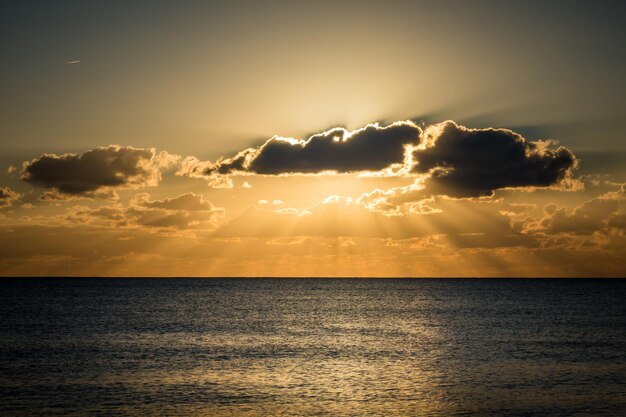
[1, 279, 625, 416]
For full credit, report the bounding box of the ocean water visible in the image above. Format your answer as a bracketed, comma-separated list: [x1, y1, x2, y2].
[1, 279, 625, 416]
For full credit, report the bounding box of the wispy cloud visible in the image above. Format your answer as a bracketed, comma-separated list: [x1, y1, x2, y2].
[0, 187, 21, 208]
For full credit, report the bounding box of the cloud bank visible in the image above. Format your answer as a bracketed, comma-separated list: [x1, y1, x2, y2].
[21, 145, 179, 197]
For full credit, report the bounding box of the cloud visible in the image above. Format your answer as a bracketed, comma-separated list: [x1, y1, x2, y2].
[525, 184, 625, 236]
[183, 120, 577, 198]
[183, 121, 421, 177]
[131, 192, 216, 211]
[0, 187, 20, 208]
[39, 189, 120, 202]
[65, 192, 223, 231]
[412, 121, 578, 197]
[21, 145, 179, 197]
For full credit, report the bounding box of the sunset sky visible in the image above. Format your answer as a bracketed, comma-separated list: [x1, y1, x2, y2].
[1, 1, 625, 276]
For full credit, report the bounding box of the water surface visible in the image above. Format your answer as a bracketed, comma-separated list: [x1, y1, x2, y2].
[1, 279, 625, 416]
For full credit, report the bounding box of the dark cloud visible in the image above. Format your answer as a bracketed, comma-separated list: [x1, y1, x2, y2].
[21, 145, 178, 197]
[0, 187, 20, 207]
[352, 119, 579, 207]
[186, 120, 577, 197]
[413, 121, 578, 197]
[198, 121, 421, 175]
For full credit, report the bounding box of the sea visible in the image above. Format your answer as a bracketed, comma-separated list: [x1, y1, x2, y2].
[1, 279, 625, 416]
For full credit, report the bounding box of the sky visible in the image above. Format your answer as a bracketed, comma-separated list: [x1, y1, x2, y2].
[1, 0, 625, 276]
